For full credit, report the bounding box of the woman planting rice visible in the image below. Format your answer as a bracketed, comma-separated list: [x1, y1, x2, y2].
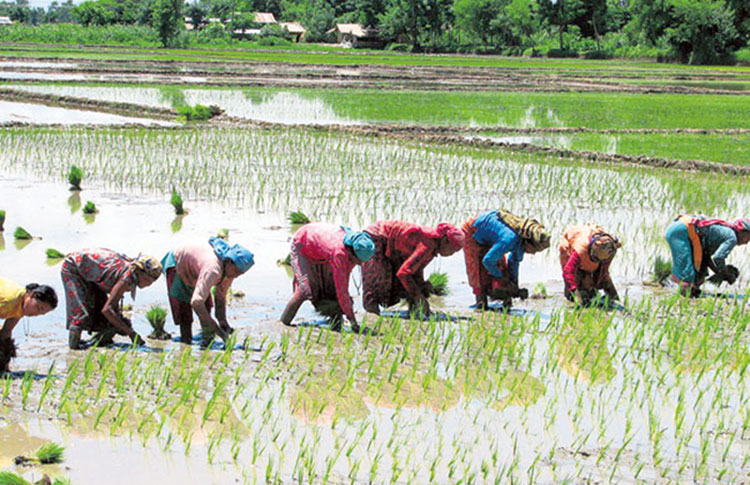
[361, 220, 464, 316]
[162, 237, 254, 344]
[665, 215, 750, 296]
[462, 209, 550, 310]
[559, 224, 621, 305]
[0, 277, 57, 370]
[62, 249, 161, 349]
[281, 222, 375, 332]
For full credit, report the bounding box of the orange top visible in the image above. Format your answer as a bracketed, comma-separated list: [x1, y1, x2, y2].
[558, 224, 605, 273]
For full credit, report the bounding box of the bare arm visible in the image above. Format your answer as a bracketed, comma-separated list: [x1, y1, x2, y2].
[0, 318, 19, 340]
[102, 280, 143, 343]
[192, 272, 227, 341]
[214, 277, 234, 331]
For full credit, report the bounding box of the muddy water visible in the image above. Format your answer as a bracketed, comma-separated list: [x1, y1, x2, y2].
[0, 101, 176, 126]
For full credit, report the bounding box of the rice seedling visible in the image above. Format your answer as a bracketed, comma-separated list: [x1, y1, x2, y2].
[645, 255, 673, 286]
[427, 272, 449, 296]
[146, 304, 170, 340]
[170, 188, 185, 215]
[82, 201, 98, 214]
[46, 248, 66, 259]
[0, 472, 29, 485]
[0, 210, 4, 232]
[67, 165, 83, 191]
[217, 228, 229, 240]
[288, 211, 310, 225]
[13, 226, 32, 240]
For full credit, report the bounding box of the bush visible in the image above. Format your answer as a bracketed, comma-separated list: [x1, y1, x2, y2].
[0, 23, 159, 46]
[736, 47, 750, 64]
[583, 50, 612, 59]
[257, 35, 291, 46]
[547, 48, 578, 58]
[386, 43, 411, 52]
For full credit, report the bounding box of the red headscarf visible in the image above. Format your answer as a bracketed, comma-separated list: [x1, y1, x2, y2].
[435, 223, 465, 254]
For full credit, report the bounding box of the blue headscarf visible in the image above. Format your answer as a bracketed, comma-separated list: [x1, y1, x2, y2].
[209, 237, 254, 273]
[341, 226, 375, 262]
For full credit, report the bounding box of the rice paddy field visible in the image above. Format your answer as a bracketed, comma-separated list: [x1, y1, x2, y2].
[2, 47, 750, 483]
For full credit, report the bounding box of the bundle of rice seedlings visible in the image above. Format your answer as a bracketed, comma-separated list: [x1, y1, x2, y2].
[427, 272, 449, 296]
[0, 210, 5, 232]
[35, 442, 64, 464]
[288, 211, 310, 225]
[146, 305, 170, 340]
[531, 282, 548, 299]
[82, 201, 97, 214]
[0, 338, 16, 372]
[277, 253, 292, 266]
[644, 255, 672, 286]
[13, 227, 32, 240]
[217, 228, 229, 240]
[0, 472, 29, 485]
[45, 248, 66, 259]
[171, 189, 185, 215]
[313, 299, 343, 328]
[67, 165, 82, 191]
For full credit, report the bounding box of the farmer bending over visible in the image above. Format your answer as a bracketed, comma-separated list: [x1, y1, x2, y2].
[665, 215, 750, 297]
[62, 249, 160, 349]
[362, 220, 464, 316]
[559, 224, 621, 306]
[463, 209, 550, 310]
[281, 222, 375, 332]
[0, 277, 57, 370]
[162, 237, 254, 344]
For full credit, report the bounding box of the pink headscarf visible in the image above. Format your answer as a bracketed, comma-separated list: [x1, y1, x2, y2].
[435, 223, 465, 254]
[695, 218, 750, 233]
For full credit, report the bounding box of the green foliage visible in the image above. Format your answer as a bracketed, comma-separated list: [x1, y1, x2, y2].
[170, 188, 184, 215]
[82, 201, 97, 214]
[0, 210, 5, 232]
[217, 228, 230, 239]
[280, 0, 334, 42]
[46, 248, 66, 259]
[35, 441, 64, 464]
[13, 226, 32, 240]
[52, 478, 72, 485]
[67, 165, 83, 190]
[176, 104, 220, 121]
[0, 472, 29, 485]
[288, 211, 311, 225]
[537, 0, 586, 50]
[532, 282, 548, 297]
[146, 304, 170, 339]
[428, 272, 449, 296]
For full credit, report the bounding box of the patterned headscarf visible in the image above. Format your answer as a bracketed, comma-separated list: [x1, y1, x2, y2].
[498, 209, 550, 252]
[133, 255, 162, 280]
[436, 223, 465, 254]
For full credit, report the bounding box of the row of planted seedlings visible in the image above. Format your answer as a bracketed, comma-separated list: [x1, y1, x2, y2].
[2, 126, 750, 283]
[2, 292, 749, 482]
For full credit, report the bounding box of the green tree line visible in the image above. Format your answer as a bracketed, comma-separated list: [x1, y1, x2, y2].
[1, 0, 748, 64]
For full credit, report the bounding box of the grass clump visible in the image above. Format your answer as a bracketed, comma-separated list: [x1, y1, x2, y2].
[13, 227, 32, 240]
[171, 189, 185, 215]
[146, 304, 170, 340]
[176, 104, 221, 122]
[67, 165, 83, 190]
[82, 201, 98, 214]
[288, 211, 311, 225]
[46, 248, 66, 259]
[0, 210, 5, 232]
[428, 272, 449, 296]
[35, 442, 64, 464]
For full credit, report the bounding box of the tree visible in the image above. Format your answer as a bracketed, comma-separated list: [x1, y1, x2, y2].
[379, 0, 442, 50]
[280, 0, 334, 41]
[186, 3, 206, 28]
[453, 0, 500, 47]
[152, 0, 184, 47]
[537, 0, 586, 50]
[664, 0, 738, 64]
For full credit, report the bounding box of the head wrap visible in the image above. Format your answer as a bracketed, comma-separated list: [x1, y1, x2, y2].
[497, 209, 550, 252]
[209, 236, 254, 273]
[590, 233, 621, 262]
[436, 223, 465, 254]
[132, 255, 163, 280]
[341, 226, 375, 262]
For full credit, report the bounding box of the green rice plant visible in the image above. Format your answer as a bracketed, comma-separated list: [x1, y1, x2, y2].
[36, 442, 64, 464]
[67, 165, 83, 191]
[648, 255, 672, 285]
[217, 228, 229, 240]
[427, 272, 449, 296]
[0, 472, 29, 485]
[52, 478, 72, 485]
[82, 201, 97, 214]
[46, 248, 66, 259]
[13, 226, 32, 240]
[171, 188, 185, 215]
[176, 104, 220, 122]
[0, 210, 5, 232]
[531, 282, 548, 298]
[288, 211, 311, 225]
[277, 253, 292, 266]
[146, 304, 170, 340]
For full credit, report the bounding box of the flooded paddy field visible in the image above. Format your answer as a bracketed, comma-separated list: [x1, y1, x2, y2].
[1, 54, 750, 483]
